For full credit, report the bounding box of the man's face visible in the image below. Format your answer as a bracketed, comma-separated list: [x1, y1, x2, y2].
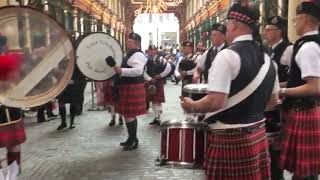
[211, 30, 225, 47]
[182, 46, 192, 55]
[263, 25, 281, 45]
[126, 38, 137, 50]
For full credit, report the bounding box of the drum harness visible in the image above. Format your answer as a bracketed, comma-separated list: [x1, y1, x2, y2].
[204, 57, 271, 132]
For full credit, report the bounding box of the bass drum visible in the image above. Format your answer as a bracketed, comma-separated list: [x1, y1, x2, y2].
[0, 6, 75, 108]
[76, 32, 123, 81]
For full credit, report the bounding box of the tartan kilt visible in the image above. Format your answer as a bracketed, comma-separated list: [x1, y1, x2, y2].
[205, 127, 271, 180]
[280, 106, 320, 177]
[115, 83, 146, 118]
[147, 80, 165, 103]
[0, 118, 26, 148]
[96, 80, 113, 106]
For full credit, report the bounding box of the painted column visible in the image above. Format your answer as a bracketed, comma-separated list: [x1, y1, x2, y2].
[288, 0, 299, 42]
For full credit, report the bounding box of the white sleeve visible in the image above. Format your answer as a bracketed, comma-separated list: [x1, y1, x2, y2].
[280, 45, 293, 66]
[207, 49, 241, 94]
[174, 59, 181, 77]
[271, 58, 280, 93]
[143, 69, 152, 81]
[121, 52, 147, 77]
[197, 50, 209, 70]
[295, 42, 320, 78]
[159, 63, 172, 78]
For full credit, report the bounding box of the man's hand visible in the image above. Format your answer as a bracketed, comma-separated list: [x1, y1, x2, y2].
[113, 66, 122, 74]
[149, 78, 156, 83]
[192, 74, 200, 83]
[105, 56, 116, 67]
[154, 74, 161, 80]
[180, 71, 187, 77]
[180, 97, 196, 113]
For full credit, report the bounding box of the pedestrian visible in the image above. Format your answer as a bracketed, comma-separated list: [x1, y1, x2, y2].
[57, 65, 87, 130]
[280, 1, 320, 179]
[193, 23, 228, 83]
[0, 34, 26, 180]
[96, 80, 123, 126]
[181, 3, 279, 179]
[144, 50, 172, 125]
[263, 15, 292, 180]
[105, 32, 147, 151]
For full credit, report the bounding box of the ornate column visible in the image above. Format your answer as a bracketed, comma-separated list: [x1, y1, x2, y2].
[288, 0, 299, 42]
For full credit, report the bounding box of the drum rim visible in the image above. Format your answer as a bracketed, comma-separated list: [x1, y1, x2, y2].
[183, 83, 208, 94]
[75, 32, 123, 81]
[0, 6, 75, 108]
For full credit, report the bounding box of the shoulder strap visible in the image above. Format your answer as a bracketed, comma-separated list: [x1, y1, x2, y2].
[204, 57, 271, 120]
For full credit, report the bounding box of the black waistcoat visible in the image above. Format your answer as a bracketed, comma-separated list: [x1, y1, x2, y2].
[146, 55, 167, 78]
[207, 41, 276, 124]
[178, 54, 197, 72]
[117, 49, 145, 85]
[203, 44, 228, 82]
[283, 34, 320, 110]
[272, 40, 291, 82]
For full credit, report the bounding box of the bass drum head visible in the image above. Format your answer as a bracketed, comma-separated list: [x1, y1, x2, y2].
[76, 32, 123, 81]
[0, 6, 75, 108]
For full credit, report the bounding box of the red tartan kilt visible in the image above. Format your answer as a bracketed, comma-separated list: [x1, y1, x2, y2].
[0, 118, 26, 148]
[280, 106, 320, 177]
[205, 127, 270, 180]
[148, 80, 165, 103]
[116, 83, 146, 118]
[96, 80, 113, 106]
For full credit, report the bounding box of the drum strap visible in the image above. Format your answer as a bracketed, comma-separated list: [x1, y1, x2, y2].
[204, 57, 271, 120]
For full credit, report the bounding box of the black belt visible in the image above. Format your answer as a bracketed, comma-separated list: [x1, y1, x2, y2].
[210, 122, 265, 134]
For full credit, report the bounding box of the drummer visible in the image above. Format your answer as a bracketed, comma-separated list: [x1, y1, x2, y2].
[144, 45, 172, 126]
[193, 23, 228, 83]
[174, 41, 201, 96]
[105, 32, 147, 151]
[0, 34, 27, 180]
[262, 15, 292, 180]
[181, 3, 279, 179]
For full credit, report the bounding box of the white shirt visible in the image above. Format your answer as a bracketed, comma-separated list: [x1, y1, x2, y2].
[270, 39, 293, 67]
[121, 51, 147, 77]
[174, 53, 200, 77]
[197, 43, 226, 70]
[207, 34, 280, 94]
[295, 30, 320, 78]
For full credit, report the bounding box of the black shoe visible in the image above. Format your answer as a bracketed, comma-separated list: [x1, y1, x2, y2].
[69, 124, 75, 129]
[47, 113, 58, 120]
[37, 115, 46, 123]
[120, 138, 129, 146]
[109, 119, 116, 127]
[57, 123, 67, 130]
[123, 138, 138, 151]
[149, 118, 160, 126]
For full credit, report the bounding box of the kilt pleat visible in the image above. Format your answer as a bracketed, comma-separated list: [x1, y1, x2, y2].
[116, 83, 146, 118]
[204, 127, 270, 180]
[96, 80, 113, 106]
[0, 119, 26, 148]
[148, 80, 165, 103]
[280, 106, 320, 177]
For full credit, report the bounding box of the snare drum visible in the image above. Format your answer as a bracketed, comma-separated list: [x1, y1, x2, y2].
[183, 83, 208, 101]
[158, 119, 207, 168]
